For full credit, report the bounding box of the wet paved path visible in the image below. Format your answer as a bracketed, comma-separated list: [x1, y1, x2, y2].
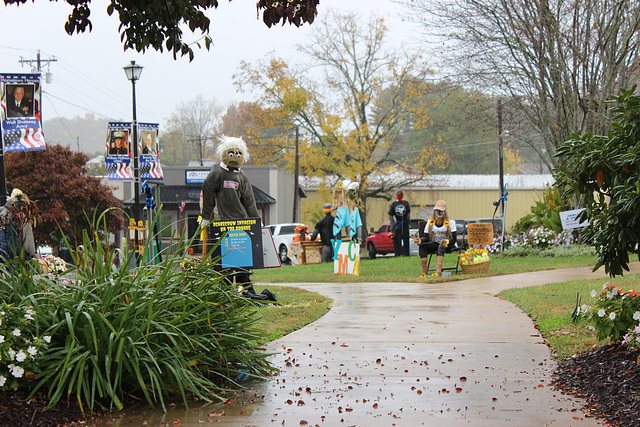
[94, 264, 640, 426]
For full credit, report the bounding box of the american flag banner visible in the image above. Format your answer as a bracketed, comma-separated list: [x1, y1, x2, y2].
[140, 155, 164, 180]
[1, 73, 46, 152]
[2, 119, 46, 152]
[105, 156, 133, 180]
[179, 202, 186, 213]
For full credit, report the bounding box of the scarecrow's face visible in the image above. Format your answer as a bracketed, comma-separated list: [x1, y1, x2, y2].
[434, 209, 446, 222]
[222, 148, 245, 169]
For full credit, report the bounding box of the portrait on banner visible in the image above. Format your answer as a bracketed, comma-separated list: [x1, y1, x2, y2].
[4, 84, 35, 118]
[107, 129, 130, 156]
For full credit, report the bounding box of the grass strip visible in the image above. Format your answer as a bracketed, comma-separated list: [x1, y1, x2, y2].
[498, 274, 640, 358]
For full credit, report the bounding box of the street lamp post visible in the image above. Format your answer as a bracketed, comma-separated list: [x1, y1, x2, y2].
[497, 99, 505, 251]
[123, 60, 143, 257]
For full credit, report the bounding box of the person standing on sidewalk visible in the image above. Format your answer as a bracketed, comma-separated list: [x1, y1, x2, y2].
[388, 190, 411, 256]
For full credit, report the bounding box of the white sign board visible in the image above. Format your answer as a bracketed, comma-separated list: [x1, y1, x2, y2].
[261, 227, 281, 268]
[560, 208, 589, 230]
[332, 240, 360, 276]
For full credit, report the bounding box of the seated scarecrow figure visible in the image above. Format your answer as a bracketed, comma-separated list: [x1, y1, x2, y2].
[200, 136, 276, 301]
[417, 200, 458, 277]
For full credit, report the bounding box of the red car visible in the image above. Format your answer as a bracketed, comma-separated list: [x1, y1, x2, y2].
[366, 221, 395, 259]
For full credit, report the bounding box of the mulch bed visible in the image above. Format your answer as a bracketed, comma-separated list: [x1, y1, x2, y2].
[554, 343, 640, 427]
[0, 390, 86, 426]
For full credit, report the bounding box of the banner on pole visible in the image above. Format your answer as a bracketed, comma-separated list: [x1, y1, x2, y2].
[138, 122, 163, 180]
[105, 122, 133, 180]
[0, 73, 46, 152]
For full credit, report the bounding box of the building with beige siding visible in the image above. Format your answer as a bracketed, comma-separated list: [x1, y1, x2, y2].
[300, 174, 555, 234]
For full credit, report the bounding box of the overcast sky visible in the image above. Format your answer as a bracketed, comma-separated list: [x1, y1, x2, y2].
[1, 0, 420, 129]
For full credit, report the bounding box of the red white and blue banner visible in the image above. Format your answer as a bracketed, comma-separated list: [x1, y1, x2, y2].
[0, 73, 46, 152]
[105, 122, 133, 180]
[138, 122, 163, 181]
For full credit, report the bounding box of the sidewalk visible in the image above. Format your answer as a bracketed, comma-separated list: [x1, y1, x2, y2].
[95, 264, 640, 426]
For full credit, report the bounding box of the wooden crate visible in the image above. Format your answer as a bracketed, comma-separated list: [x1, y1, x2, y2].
[301, 241, 323, 265]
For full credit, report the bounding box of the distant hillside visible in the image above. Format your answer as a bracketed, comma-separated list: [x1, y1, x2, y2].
[42, 114, 124, 156]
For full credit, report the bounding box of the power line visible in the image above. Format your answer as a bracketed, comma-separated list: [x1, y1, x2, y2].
[43, 91, 115, 120]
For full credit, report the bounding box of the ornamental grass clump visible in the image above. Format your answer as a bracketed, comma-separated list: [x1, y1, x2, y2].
[0, 208, 274, 415]
[577, 282, 640, 342]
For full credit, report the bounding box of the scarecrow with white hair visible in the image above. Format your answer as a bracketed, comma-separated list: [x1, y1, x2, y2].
[201, 136, 259, 225]
[200, 136, 276, 301]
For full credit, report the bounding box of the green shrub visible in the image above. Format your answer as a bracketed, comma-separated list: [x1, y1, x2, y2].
[495, 244, 595, 258]
[576, 282, 640, 341]
[530, 185, 567, 233]
[0, 209, 274, 414]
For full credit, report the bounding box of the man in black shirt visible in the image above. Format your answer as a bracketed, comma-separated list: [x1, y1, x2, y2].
[310, 203, 335, 263]
[388, 190, 411, 256]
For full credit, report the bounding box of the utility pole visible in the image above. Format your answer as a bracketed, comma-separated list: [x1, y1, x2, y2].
[189, 136, 207, 166]
[292, 126, 299, 223]
[18, 49, 57, 127]
[19, 49, 57, 76]
[497, 99, 506, 251]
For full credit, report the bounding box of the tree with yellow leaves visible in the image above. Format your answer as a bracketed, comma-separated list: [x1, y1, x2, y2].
[234, 10, 449, 232]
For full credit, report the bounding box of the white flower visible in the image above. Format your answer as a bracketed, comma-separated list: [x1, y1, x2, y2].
[27, 346, 37, 357]
[598, 309, 606, 318]
[15, 351, 27, 363]
[581, 304, 589, 314]
[587, 325, 596, 331]
[0, 375, 5, 387]
[24, 307, 35, 321]
[0, 335, 4, 344]
[8, 348, 16, 360]
[10, 365, 24, 378]
[603, 282, 610, 290]
[12, 329, 20, 337]
[634, 312, 640, 321]
[43, 336, 51, 343]
[591, 290, 597, 298]
[609, 312, 617, 321]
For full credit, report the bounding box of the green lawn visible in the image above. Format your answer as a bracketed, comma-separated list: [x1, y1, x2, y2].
[253, 252, 597, 283]
[251, 249, 638, 359]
